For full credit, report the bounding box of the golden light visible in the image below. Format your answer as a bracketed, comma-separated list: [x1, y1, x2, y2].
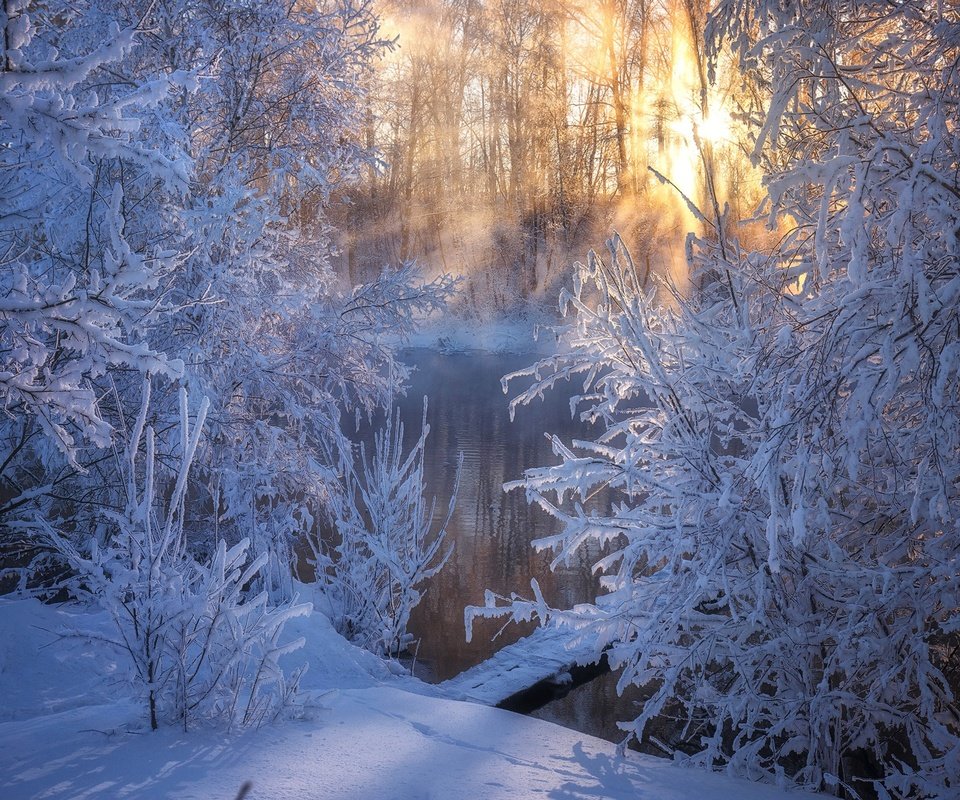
[669, 108, 733, 146]
[694, 109, 733, 144]
[640, 13, 744, 249]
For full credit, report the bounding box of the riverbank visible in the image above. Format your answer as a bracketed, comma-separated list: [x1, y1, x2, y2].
[0, 596, 816, 800]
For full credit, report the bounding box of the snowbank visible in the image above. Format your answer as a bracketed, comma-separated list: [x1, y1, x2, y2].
[0, 597, 817, 800]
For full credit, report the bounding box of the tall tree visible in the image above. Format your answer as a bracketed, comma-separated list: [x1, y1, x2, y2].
[0, 0, 188, 531]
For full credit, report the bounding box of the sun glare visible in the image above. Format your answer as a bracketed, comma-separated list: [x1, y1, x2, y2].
[694, 109, 733, 143]
[668, 108, 733, 146]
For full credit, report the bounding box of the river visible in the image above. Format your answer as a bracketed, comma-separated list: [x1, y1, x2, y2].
[387, 347, 645, 745]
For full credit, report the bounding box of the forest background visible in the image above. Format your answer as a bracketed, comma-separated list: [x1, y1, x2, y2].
[336, 0, 759, 312]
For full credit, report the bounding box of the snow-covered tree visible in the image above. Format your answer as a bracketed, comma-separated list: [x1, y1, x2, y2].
[313, 399, 461, 657]
[1, 0, 454, 603]
[476, 1, 960, 797]
[0, 0, 197, 590]
[124, 0, 455, 596]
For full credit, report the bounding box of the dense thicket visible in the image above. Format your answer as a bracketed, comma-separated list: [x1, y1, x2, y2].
[476, 1, 960, 797]
[1, 0, 452, 725]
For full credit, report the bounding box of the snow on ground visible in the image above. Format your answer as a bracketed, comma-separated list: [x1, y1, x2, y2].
[0, 597, 819, 800]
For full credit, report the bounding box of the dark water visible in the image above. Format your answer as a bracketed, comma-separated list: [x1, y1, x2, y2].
[390, 348, 636, 743]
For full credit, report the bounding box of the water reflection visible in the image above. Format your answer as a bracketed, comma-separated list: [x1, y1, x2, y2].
[530, 669, 646, 746]
[381, 348, 605, 682]
[335, 348, 651, 746]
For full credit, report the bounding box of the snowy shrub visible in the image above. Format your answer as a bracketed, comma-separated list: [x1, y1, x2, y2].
[473, 0, 960, 794]
[48, 385, 310, 731]
[313, 399, 461, 657]
[181, 259, 454, 602]
[478, 229, 959, 797]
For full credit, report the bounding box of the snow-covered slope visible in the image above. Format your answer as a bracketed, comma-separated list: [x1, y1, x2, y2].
[0, 597, 818, 800]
